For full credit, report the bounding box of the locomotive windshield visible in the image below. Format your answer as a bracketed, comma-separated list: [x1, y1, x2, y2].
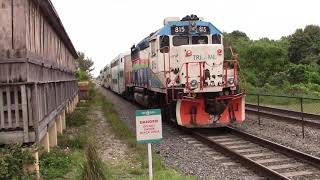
[212, 34, 222, 44]
[173, 36, 189, 46]
[173, 35, 209, 46]
[192, 36, 208, 44]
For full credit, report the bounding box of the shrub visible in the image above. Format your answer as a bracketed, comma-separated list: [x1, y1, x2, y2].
[40, 149, 71, 179]
[66, 110, 88, 127]
[58, 132, 88, 150]
[0, 145, 35, 180]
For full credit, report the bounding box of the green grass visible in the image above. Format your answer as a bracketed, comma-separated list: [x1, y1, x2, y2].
[246, 94, 320, 114]
[40, 148, 72, 179]
[64, 150, 85, 179]
[40, 86, 97, 179]
[66, 105, 88, 127]
[96, 92, 195, 180]
[39, 85, 193, 180]
[82, 143, 109, 180]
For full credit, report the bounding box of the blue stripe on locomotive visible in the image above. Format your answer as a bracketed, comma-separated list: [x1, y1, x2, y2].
[132, 68, 164, 88]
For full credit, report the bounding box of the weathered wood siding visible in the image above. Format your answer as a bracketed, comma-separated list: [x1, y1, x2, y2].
[0, 0, 77, 83]
[0, 0, 78, 144]
[0, 81, 77, 144]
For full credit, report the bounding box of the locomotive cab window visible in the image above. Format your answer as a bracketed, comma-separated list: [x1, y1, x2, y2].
[173, 36, 189, 46]
[131, 47, 140, 60]
[159, 35, 169, 53]
[150, 39, 157, 57]
[212, 34, 222, 44]
[192, 36, 208, 44]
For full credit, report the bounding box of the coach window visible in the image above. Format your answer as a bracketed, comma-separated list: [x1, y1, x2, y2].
[192, 36, 208, 44]
[173, 36, 189, 46]
[212, 34, 221, 44]
[159, 35, 169, 53]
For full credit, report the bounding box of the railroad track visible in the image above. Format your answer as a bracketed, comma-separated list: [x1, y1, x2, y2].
[183, 127, 320, 180]
[102, 87, 320, 179]
[246, 104, 320, 128]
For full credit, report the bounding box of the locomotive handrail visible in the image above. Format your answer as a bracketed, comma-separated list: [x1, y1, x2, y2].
[155, 45, 244, 102]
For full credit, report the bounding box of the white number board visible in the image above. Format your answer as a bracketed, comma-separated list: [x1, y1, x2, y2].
[136, 109, 162, 144]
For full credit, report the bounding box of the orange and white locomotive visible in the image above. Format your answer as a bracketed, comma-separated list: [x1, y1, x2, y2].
[101, 15, 245, 127]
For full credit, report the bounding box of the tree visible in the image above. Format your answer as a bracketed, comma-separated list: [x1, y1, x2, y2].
[76, 52, 94, 73]
[76, 51, 94, 81]
[229, 30, 249, 40]
[288, 25, 320, 64]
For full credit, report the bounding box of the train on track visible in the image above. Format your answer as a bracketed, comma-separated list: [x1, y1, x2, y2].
[98, 15, 245, 128]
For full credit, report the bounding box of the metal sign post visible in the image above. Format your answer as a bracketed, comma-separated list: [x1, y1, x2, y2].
[136, 109, 162, 180]
[148, 143, 153, 180]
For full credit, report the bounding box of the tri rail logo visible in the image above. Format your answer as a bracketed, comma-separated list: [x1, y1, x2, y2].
[193, 54, 216, 60]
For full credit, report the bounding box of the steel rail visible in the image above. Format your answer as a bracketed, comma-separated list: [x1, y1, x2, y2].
[246, 104, 320, 120]
[188, 130, 290, 180]
[246, 104, 320, 128]
[226, 127, 320, 169]
[183, 127, 320, 180]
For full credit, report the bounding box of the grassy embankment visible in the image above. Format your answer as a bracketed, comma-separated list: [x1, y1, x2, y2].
[39, 86, 109, 179]
[96, 90, 195, 180]
[246, 94, 320, 114]
[39, 86, 194, 180]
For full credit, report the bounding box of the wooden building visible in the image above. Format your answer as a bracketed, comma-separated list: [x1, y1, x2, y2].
[0, 0, 78, 147]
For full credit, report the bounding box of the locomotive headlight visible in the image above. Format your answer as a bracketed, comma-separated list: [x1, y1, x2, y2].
[228, 78, 234, 85]
[186, 50, 192, 57]
[190, 79, 198, 89]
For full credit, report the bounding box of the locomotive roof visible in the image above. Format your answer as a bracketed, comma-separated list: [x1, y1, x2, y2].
[136, 20, 222, 50]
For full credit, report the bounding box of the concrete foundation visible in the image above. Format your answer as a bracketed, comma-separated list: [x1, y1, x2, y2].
[40, 132, 50, 153]
[23, 94, 80, 178]
[24, 151, 40, 179]
[48, 122, 57, 147]
[62, 110, 66, 130]
[56, 115, 63, 134]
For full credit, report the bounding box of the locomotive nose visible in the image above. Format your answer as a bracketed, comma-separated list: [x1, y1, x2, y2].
[176, 44, 224, 92]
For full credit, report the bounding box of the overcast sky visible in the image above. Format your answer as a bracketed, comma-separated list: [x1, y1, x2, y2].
[51, 0, 319, 77]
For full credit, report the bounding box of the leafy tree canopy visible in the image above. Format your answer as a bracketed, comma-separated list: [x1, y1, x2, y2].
[76, 51, 94, 81]
[226, 25, 320, 97]
[77, 51, 94, 73]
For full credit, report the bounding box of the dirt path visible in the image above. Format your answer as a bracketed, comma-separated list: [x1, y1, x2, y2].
[88, 106, 137, 170]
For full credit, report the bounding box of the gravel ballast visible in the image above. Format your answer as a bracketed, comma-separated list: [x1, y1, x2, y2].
[233, 113, 320, 158]
[98, 87, 263, 180]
